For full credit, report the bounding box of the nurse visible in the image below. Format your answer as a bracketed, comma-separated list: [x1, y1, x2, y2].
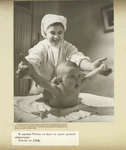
[16, 14, 107, 95]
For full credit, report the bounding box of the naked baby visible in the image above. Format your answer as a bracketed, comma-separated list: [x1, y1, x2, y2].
[18, 54, 114, 117]
[43, 60, 105, 108]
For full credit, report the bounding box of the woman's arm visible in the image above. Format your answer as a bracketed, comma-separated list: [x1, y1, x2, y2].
[79, 59, 93, 71]
[65, 41, 107, 72]
[65, 41, 91, 69]
[80, 57, 107, 71]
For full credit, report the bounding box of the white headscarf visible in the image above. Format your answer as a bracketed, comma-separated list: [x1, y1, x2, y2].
[41, 14, 67, 38]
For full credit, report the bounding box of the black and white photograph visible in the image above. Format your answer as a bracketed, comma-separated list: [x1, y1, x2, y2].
[14, 0, 114, 123]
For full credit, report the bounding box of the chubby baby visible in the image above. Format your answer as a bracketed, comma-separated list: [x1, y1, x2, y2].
[19, 54, 106, 109]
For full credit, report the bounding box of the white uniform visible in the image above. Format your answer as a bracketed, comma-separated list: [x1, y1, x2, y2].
[25, 14, 90, 94]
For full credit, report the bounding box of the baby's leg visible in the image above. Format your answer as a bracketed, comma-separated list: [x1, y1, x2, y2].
[94, 106, 114, 116]
[49, 105, 80, 117]
[78, 103, 114, 115]
[78, 102, 96, 113]
[50, 103, 96, 117]
[59, 105, 80, 117]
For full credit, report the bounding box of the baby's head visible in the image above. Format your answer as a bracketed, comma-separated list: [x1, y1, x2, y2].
[56, 61, 81, 89]
[41, 14, 67, 46]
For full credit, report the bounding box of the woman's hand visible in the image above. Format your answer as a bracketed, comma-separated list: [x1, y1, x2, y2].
[92, 57, 107, 70]
[16, 53, 34, 79]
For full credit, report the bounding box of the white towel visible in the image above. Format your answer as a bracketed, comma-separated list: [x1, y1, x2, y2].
[14, 93, 114, 122]
[14, 94, 91, 122]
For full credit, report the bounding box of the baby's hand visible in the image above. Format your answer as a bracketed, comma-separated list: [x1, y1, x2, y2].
[99, 63, 107, 71]
[16, 54, 34, 79]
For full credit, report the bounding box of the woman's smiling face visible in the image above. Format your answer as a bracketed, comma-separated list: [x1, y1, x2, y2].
[46, 24, 65, 46]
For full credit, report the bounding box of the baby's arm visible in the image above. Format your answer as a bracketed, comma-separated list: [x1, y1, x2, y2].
[81, 64, 106, 87]
[85, 64, 106, 80]
[30, 72, 56, 93]
[19, 54, 57, 95]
